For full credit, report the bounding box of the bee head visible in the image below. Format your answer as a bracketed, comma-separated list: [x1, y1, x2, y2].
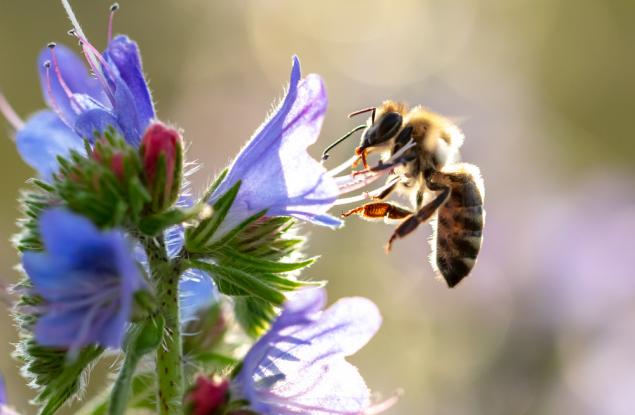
[359, 111, 403, 152]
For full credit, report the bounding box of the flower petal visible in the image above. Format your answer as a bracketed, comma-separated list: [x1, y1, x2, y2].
[271, 361, 370, 415]
[37, 44, 107, 123]
[38, 208, 102, 259]
[104, 35, 155, 133]
[0, 374, 6, 405]
[212, 57, 341, 236]
[15, 110, 85, 180]
[73, 98, 120, 141]
[237, 288, 381, 415]
[34, 308, 90, 348]
[180, 269, 217, 324]
[25, 209, 142, 352]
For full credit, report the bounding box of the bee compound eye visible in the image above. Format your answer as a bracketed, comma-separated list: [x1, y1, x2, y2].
[377, 112, 403, 140]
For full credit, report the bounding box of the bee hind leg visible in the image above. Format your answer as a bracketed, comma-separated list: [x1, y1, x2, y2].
[386, 185, 450, 252]
[341, 202, 412, 221]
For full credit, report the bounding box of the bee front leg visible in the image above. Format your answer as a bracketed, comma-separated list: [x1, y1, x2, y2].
[386, 185, 450, 252]
[341, 202, 412, 221]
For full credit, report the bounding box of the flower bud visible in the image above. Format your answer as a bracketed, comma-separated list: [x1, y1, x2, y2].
[140, 122, 183, 212]
[185, 376, 229, 415]
[92, 139, 125, 181]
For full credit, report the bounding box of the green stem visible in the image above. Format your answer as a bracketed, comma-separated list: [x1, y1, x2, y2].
[109, 348, 140, 415]
[144, 236, 184, 415]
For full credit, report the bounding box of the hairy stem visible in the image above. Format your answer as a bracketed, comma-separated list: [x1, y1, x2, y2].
[145, 236, 183, 415]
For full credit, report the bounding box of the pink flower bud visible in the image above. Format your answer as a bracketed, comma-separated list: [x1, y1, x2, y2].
[140, 122, 183, 211]
[186, 376, 229, 415]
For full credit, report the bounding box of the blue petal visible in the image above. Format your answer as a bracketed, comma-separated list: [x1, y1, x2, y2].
[236, 288, 381, 414]
[219, 55, 301, 184]
[22, 252, 75, 298]
[112, 74, 144, 146]
[74, 106, 120, 142]
[104, 35, 155, 133]
[34, 308, 90, 348]
[180, 269, 217, 324]
[37, 44, 107, 124]
[25, 209, 142, 352]
[0, 373, 6, 405]
[38, 208, 102, 259]
[16, 110, 85, 180]
[96, 299, 129, 349]
[211, 57, 340, 237]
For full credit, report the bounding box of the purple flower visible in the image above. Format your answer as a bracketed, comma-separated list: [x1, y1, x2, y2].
[22, 208, 143, 354]
[0, 374, 19, 415]
[232, 287, 381, 415]
[210, 57, 342, 237]
[1, 4, 154, 180]
[0, 374, 6, 406]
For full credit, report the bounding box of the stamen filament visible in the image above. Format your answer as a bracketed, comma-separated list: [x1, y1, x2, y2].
[107, 3, 119, 44]
[327, 154, 359, 177]
[48, 43, 74, 99]
[68, 29, 116, 104]
[43, 61, 73, 128]
[0, 92, 25, 131]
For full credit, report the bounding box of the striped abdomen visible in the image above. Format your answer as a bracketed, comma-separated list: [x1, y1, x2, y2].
[430, 164, 484, 287]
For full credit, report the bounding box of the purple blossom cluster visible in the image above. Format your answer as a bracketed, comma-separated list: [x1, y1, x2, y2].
[0, 2, 388, 414]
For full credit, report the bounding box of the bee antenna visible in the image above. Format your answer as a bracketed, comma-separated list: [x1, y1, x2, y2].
[321, 124, 367, 161]
[348, 107, 376, 123]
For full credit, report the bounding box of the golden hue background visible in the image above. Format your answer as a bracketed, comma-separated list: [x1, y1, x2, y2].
[1, 1, 635, 414]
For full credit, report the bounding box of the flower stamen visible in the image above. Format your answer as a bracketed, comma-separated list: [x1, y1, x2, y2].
[68, 29, 116, 104]
[0, 92, 24, 131]
[107, 3, 119, 44]
[48, 43, 75, 100]
[42, 60, 72, 128]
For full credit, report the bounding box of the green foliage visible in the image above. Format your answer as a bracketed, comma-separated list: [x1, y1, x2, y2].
[10, 128, 326, 413]
[185, 179, 322, 336]
[53, 132, 150, 228]
[109, 318, 164, 415]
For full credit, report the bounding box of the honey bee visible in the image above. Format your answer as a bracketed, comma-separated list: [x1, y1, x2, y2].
[328, 101, 485, 287]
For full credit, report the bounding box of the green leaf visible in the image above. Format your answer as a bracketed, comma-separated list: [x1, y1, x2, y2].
[234, 297, 278, 337]
[201, 209, 267, 251]
[189, 260, 286, 305]
[138, 205, 202, 236]
[185, 181, 241, 251]
[201, 167, 229, 201]
[34, 345, 104, 415]
[216, 247, 317, 273]
[190, 352, 239, 368]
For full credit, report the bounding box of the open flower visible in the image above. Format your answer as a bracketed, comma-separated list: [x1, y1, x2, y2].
[0, 4, 154, 180]
[22, 208, 143, 354]
[232, 287, 382, 415]
[209, 57, 342, 237]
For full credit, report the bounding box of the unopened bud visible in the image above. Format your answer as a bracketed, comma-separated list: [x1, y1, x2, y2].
[140, 122, 183, 212]
[92, 140, 125, 181]
[185, 376, 229, 415]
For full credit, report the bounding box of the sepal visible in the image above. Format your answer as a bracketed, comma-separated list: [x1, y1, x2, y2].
[52, 130, 150, 228]
[185, 181, 242, 252]
[130, 290, 158, 322]
[185, 214, 321, 336]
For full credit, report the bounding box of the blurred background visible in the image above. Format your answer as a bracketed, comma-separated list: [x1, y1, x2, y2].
[1, 0, 635, 414]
